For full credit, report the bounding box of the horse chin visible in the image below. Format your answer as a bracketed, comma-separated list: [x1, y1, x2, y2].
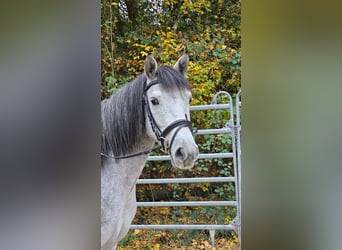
[170, 157, 196, 170]
[176, 164, 194, 170]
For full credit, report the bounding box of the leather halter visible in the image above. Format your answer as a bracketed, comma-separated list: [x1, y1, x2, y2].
[101, 79, 196, 160]
[143, 79, 194, 153]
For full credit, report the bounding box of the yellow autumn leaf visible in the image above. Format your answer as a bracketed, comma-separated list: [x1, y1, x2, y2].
[152, 243, 160, 250]
[133, 229, 141, 235]
[159, 207, 170, 215]
[140, 51, 148, 57]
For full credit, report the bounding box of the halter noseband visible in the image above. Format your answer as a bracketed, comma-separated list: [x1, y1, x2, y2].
[143, 79, 195, 153]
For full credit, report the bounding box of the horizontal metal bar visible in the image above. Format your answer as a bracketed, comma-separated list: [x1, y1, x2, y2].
[130, 224, 235, 230]
[137, 176, 235, 184]
[196, 128, 232, 135]
[136, 201, 237, 207]
[190, 104, 231, 111]
[148, 152, 233, 161]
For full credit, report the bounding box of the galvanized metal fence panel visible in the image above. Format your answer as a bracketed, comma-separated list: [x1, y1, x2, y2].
[131, 91, 242, 247]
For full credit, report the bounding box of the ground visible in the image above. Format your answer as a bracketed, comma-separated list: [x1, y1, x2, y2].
[118, 228, 239, 250]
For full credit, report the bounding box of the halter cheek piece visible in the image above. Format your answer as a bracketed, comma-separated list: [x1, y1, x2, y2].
[101, 79, 197, 160]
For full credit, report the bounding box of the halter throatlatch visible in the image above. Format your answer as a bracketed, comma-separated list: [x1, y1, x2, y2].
[101, 79, 196, 160]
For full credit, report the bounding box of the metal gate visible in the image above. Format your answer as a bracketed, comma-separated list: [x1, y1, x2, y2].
[130, 91, 241, 246]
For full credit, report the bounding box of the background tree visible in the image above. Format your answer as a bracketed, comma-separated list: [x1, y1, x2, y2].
[101, 0, 240, 100]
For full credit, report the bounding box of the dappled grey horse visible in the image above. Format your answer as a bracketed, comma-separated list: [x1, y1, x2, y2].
[101, 55, 199, 250]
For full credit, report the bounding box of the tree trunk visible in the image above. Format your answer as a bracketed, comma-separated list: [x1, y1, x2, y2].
[124, 0, 138, 26]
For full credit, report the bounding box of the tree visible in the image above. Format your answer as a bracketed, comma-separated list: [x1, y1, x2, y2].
[101, 0, 241, 99]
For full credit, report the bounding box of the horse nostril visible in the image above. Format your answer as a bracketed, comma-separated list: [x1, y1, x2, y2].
[175, 147, 186, 160]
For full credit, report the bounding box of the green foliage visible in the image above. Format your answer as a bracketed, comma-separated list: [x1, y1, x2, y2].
[101, 0, 241, 99]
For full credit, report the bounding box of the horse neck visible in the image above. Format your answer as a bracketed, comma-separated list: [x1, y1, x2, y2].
[103, 135, 155, 191]
[121, 136, 155, 182]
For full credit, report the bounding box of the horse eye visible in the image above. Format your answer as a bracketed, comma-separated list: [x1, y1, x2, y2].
[151, 98, 159, 105]
[189, 97, 193, 103]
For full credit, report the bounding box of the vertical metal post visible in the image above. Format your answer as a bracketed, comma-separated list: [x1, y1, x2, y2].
[209, 229, 216, 247]
[211, 91, 240, 241]
[235, 90, 242, 243]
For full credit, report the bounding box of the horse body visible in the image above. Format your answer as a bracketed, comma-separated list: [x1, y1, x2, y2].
[101, 55, 198, 250]
[101, 152, 151, 250]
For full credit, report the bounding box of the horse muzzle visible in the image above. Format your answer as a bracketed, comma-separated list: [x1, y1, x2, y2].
[171, 142, 199, 170]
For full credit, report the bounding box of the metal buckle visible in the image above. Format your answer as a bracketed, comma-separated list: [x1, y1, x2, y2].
[192, 127, 198, 135]
[160, 137, 169, 152]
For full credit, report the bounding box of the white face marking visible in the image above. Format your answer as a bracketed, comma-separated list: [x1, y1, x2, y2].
[145, 83, 198, 169]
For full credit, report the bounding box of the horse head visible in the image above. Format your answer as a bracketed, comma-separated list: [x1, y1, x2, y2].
[143, 54, 199, 169]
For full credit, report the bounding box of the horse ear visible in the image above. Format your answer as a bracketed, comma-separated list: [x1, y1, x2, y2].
[174, 54, 189, 77]
[144, 55, 158, 80]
